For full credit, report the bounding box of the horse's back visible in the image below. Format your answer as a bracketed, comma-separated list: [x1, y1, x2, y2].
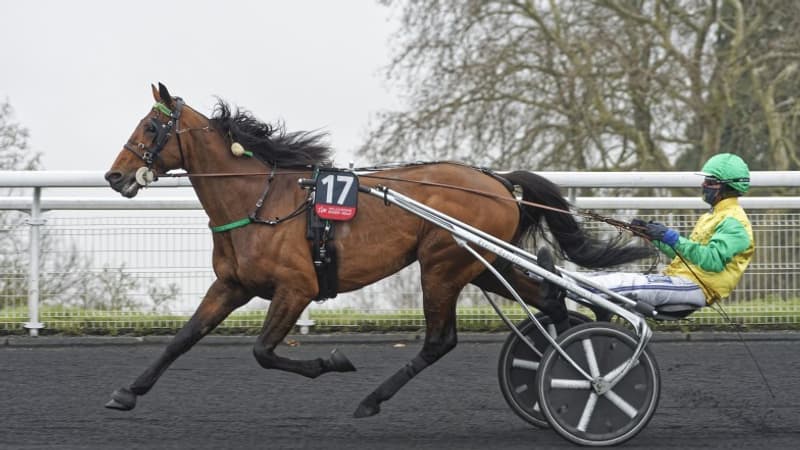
[366, 163, 517, 223]
[334, 163, 520, 292]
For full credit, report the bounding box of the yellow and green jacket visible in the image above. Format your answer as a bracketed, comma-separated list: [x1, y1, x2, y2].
[654, 197, 754, 304]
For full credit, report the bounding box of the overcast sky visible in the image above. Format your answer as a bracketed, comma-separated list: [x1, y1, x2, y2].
[0, 0, 399, 171]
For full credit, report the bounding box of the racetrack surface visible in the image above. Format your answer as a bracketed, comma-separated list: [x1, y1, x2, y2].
[1, 334, 798, 449]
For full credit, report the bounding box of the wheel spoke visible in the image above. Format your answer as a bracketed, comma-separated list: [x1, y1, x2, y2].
[604, 358, 641, 383]
[582, 338, 600, 377]
[551, 378, 592, 389]
[512, 358, 539, 371]
[577, 392, 599, 432]
[603, 389, 638, 418]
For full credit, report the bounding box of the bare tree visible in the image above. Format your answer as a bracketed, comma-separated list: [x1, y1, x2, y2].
[148, 283, 181, 313]
[0, 101, 42, 310]
[362, 0, 800, 172]
[0, 101, 40, 172]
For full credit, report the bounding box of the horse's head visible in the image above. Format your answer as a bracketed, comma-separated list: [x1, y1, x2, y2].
[105, 83, 188, 197]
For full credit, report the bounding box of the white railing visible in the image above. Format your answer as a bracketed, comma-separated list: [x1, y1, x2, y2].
[1, 170, 799, 336]
[2, 170, 799, 210]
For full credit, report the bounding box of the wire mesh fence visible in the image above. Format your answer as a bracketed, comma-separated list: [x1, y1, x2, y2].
[1, 208, 798, 333]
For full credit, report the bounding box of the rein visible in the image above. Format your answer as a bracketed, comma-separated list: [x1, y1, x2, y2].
[357, 173, 652, 239]
[161, 169, 647, 238]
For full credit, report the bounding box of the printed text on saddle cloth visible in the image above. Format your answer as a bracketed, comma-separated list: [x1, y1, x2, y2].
[314, 169, 359, 221]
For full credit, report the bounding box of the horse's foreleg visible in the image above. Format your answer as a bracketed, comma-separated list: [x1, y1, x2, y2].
[251, 288, 356, 378]
[353, 290, 459, 418]
[105, 279, 250, 411]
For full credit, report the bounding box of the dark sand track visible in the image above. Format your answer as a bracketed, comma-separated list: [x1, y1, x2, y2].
[1, 333, 798, 449]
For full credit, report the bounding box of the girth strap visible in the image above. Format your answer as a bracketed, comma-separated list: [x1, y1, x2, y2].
[307, 205, 339, 300]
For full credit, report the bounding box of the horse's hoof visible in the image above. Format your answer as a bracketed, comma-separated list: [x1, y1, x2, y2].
[330, 348, 356, 372]
[353, 397, 380, 418]
[105, 388, 137, 411]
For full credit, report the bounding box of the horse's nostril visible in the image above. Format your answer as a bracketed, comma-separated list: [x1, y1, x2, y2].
[105, 171, 123, 184]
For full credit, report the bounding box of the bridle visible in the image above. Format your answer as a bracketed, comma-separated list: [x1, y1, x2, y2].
[124, 98, 187, 177]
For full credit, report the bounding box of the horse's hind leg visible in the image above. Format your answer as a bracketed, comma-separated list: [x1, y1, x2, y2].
[251, 287, 356, 378]
[471, 265, 570, 330]
[105, 279, 250, 411]
[353, 281, 460, 418]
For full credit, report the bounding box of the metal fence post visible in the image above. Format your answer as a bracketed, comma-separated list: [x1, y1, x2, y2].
[24, 187, 45, 336]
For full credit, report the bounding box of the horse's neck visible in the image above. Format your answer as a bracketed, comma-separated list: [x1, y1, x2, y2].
[184, 133, 268, 226]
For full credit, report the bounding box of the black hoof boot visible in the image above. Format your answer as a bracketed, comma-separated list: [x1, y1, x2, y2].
[105, 387, 137, 411]
[329, 348, 357, 372]
[537, 248, 570, 333]
[353, 394, 380, 418]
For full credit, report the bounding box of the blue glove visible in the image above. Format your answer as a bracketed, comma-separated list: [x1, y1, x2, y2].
[645, 221, 679, 246]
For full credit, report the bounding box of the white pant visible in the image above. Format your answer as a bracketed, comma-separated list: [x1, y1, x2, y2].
[583, 272, 707, 307]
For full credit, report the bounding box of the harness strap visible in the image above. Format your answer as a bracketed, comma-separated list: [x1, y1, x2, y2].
[210, 217, 252, 233]
[210, 198, 311, 233]
[479, 168, 516, 193]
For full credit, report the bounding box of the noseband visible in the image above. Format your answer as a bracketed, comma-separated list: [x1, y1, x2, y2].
[124, 98, 186, 169]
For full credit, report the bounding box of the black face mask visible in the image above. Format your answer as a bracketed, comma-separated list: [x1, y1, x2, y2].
[702, 185, 721, 205]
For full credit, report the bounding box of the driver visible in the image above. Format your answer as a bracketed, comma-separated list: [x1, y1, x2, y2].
[539, 153, 755, 317]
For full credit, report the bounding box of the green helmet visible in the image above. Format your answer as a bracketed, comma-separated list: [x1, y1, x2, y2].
[698, 153, 750, 193]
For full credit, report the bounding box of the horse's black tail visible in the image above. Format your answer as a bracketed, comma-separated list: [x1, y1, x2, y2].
[500, 170, 654, 269]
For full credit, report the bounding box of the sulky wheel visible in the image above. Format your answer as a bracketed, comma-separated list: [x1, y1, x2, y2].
[497, 311, 592, 428]
[536, 322, 660, 446]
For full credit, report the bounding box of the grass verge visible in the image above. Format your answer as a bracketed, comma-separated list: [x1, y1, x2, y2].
[1, 299, 799, 335]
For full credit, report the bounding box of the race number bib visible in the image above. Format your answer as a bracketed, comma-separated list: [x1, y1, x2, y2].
[313, 169, 359, 221]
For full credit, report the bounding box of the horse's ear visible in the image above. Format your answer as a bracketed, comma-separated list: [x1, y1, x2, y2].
[157, 82, 174, 107]
[151, 84, 160, 102]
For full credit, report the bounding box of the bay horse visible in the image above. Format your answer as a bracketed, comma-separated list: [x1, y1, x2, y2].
[104, 83, 652, 416]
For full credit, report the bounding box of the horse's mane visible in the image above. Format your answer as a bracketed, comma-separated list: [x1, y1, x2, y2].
[209, 100, 332, 168]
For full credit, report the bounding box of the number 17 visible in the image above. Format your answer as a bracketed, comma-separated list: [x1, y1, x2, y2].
[320, 174, 354, 205]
